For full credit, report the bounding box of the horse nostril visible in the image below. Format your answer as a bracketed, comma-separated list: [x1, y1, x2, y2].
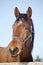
[9, 48, 13, 54]
[13, 47, 18, 52]
[9, 47, 19, 55]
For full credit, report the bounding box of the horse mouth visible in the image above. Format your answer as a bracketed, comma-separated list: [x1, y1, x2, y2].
[11, 54, 18, 57]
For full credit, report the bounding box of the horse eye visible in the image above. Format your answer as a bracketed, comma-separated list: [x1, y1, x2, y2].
[18, 18, 21, 21]
[19, 18, 21, 21]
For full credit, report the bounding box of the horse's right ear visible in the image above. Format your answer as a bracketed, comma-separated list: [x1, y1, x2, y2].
[14, 7, 20, 18]
[26, 7, 32, 18]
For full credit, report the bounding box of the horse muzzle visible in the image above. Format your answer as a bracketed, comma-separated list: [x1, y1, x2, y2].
[9, 47, 21, 57]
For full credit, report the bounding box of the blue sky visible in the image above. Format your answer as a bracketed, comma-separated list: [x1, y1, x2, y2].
[0, 0, 43, 60]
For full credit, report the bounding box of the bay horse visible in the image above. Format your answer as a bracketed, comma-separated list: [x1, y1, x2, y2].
[0, 7, 34, 62]
[12, 7, 34, 62]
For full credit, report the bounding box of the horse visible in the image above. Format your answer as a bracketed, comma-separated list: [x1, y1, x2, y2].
[0, 7, 34, 62]
[12, 7, 34, 62]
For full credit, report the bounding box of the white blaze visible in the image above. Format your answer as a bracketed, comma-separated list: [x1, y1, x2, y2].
[17, 21, 23, 26]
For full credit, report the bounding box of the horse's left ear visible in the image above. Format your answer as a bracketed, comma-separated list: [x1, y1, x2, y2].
[26, 7, 32, 18]
[14, 7, 20, 18]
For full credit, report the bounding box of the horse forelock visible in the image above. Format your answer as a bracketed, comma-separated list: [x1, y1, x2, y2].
[15, 14, 28, 22]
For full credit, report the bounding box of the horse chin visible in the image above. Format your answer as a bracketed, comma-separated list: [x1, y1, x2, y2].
[11, 54, 18, 57]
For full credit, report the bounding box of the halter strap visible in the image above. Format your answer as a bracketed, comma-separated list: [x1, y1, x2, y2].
[13, 34, 32, 44]
[13, 34, 32, 51]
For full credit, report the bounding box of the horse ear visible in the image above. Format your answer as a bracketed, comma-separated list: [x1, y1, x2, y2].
[14, 7, 20, 18]
[26, 7, 32, 18]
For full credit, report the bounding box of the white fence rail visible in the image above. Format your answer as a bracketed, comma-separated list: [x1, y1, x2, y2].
[0, 62, 43, 65]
